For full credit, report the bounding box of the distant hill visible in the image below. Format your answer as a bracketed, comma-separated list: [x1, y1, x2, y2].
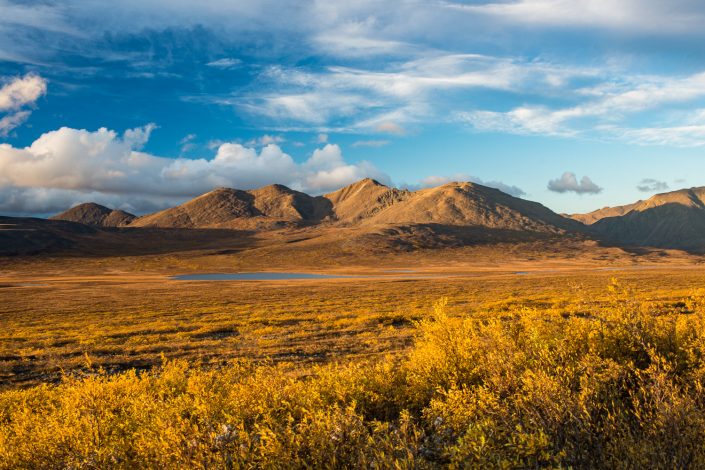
[125, 179, 577, 235]
[28, 180, 705, 255]
[362, 181, 581, 233]
[129, 185, 331, 229]
[50, 203, 135, 227]
[569, 202, 641, 225]
[588, 187, 705, 251]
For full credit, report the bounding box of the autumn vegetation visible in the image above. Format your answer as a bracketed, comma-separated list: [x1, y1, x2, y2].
[3, 277, 705, 468]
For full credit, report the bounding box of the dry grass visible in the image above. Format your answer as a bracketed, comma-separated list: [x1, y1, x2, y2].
[2, 251, 705, 388]
[3, 277, 705, 468]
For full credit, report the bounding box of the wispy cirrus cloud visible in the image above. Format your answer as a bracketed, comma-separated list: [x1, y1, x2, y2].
[231, 54, 598, 132]
[351, 139, 390, 148]
[444, 0, 705, 34]
[460, 70, 705, 145]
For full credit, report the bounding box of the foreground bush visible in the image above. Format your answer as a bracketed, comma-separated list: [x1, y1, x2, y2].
[3, 281, 705, 468]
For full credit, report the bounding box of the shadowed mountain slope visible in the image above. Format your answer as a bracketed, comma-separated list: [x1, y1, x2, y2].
[50, 203, 135, 227]
[569, 202, 641, 225]
[590, 187, 705, 251]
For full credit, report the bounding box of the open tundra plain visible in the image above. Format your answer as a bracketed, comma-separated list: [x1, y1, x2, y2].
[4, 180, 705, 467]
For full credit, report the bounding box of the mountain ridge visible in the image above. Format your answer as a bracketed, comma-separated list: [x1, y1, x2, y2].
[100, 178, 578, 235]
[51, 203, 136, 227]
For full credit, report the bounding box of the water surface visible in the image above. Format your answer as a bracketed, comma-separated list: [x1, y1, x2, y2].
[172, 272, 353, 281]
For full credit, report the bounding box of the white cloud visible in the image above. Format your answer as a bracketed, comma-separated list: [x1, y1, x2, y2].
[0, 125, 389, 215]
[617, 124, 705, 147]
[317, 133, 328, 143]
[206, 58, 242, 69]
[236, 55, 596, 131]
[246, 134, 285, 146]
[0, 74, 47, 111]
[419, 173, 526, 197]
[0, 110, 31, 137]
[312, 19, 413, 58]
[302, 144, 389, 192]
[547, 172, 602, 194]
[459, 70, 705, 141]
[637, 178, 669, 192]
[0, 74, 47, 136]
[449, 0, 705, 34]
[244, 91, 370, 124]
[178, 133, 197, 153]
[351, 139, 390, 148]
[458, 108, 577, 136]
[375, 121, 406, 135]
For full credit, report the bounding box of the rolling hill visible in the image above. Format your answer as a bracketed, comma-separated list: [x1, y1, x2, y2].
[568, 202, 641, 225]
[24, 180, 705, 255]
[130, 185, 331, 229]
[50, 203, 136, 227]
[126, 178, 578, 235]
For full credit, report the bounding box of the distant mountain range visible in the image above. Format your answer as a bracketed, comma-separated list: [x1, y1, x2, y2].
[51, 178, 580, 233]
[5, 179, 705, 255]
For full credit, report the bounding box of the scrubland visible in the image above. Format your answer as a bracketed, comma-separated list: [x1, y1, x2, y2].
[3, 256, 705, 467]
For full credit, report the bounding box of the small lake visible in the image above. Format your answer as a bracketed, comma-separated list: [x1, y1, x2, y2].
[172, 272, 353, 281]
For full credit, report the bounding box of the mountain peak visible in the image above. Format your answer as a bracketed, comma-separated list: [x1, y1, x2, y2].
[50, 203, 135, 227]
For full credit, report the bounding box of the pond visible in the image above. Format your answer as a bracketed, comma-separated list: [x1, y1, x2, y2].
[171, 272, 354, 281]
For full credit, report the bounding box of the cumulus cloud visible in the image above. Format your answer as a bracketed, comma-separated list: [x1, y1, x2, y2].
[547, 172, 602, 194]
[0, 74, 47, 136]
[418, 173, 526, 197]
[0, 125, 388, 215]
[637, 178, 669, 192]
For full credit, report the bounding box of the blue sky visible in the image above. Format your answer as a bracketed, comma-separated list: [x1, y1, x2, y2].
[2, 0, 705, 215]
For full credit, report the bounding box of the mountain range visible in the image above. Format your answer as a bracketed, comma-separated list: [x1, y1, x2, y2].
[5, 179, 705, 255]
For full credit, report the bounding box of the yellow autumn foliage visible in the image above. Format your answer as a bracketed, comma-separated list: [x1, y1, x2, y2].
[2, 281, 705, 468]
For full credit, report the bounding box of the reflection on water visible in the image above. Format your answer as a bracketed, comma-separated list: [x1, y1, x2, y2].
[172, 272, 352, 281]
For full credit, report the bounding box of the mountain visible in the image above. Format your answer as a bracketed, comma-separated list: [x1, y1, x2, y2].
[4, 179, 612, 257]
[248, 184, 331, 221]
[361, 181, 581, 233]
[50, 203, 136, 227]
[324, 178, 410, 224]
[589, 187, 705, 251]
[569, 202, 641, 225]
[131, 185, 331, 229]
[127, 179, 578, 235]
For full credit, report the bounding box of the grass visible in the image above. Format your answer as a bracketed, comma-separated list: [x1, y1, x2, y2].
[3, 278, 705, 467]
[3, 263, 705, 389]
[3, 248, 705, 467]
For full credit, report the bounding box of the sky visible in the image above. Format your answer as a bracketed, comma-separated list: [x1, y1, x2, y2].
[2, 0, 705, 216]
